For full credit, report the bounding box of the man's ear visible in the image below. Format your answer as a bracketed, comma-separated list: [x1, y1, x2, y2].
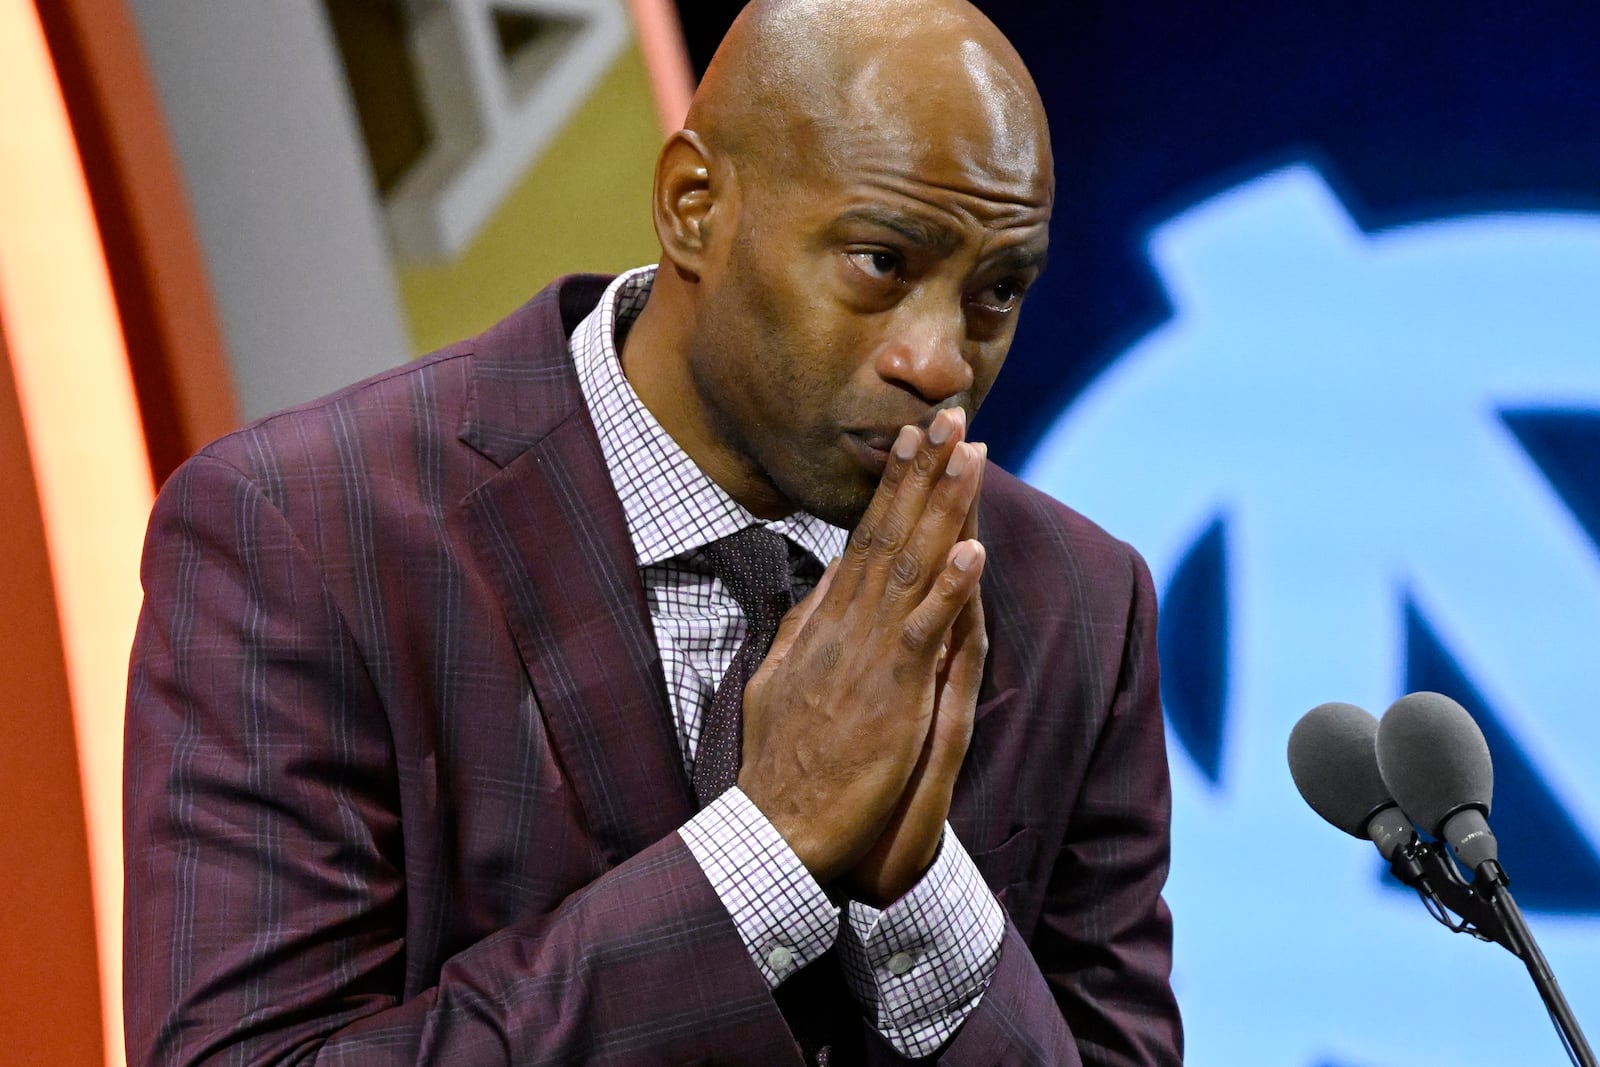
[653, 130, 725, 281]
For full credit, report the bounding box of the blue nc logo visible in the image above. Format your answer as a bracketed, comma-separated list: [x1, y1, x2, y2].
[1023, 163, 1600, 1067]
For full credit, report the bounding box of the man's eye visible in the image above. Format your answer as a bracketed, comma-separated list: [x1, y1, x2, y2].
[973, 279, 1026, 312]
[848, 250, 902, 281]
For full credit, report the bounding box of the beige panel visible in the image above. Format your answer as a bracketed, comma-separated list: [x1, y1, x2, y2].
[399, 43, 662, 354]
[128, 0, 412, 421]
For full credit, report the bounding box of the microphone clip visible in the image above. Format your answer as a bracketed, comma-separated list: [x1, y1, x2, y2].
[1387, 838, 1519, 956]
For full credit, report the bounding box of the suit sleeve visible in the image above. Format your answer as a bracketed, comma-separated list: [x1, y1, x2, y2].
[123, 454, 801, 1066]
[915, 541, 1182, 1066]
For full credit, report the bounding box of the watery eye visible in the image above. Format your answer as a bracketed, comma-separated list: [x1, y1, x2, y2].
[849, 250, 901, 281]
[975, 279, 1025, 312]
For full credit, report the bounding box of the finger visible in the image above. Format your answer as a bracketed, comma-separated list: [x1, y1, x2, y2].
[830, 424, 919, 598]
[842, 407, 966, 596]
[857, 412, 966, 607]
[960, 442, 986, 544]
[939, 568, 986, 711]
[897, 537, 985, 666]
[838, 422, 915, 585]
[762, 556, 838, 672]
[881, 438, 982, 610]
[928, 561, 986, 775]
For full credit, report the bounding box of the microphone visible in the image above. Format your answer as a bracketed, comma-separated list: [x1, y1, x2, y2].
[1375, 690, 1598, 1065]
[1292, 690, 1597, 1063]
[1288, 699, 1495, 937]
[1287, 701, 1415, 860]
[1374, 691, 1498, 873]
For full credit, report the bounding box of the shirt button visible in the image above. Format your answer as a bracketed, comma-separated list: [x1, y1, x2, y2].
[767, 945, 795, 973]
[887, 951, 915, 976]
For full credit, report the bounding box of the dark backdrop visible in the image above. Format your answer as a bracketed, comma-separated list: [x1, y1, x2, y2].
[671, 1, 1600, 467]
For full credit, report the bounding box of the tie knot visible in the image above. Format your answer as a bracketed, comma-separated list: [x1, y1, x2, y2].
[701, 526, 795, 630]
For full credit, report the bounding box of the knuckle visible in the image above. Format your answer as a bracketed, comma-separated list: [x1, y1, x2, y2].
[867, 517, 910, 558]
[744, 674, 770, 707]
[892, 656, 928, 687]
[899, 614, 935, 654]
[888, 551, 925, 593]
[936, 564, 968, 598]
[925, 486, 960, 521]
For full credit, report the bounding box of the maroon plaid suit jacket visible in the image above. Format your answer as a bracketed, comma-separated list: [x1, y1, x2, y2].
[124, 275, 1181, 1065]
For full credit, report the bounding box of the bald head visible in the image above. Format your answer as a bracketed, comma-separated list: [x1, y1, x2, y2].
[628, 0, 1054, 526]
[686, 0, 1051, 196]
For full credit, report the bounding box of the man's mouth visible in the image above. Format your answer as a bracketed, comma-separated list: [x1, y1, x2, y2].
[840, 429, 897, 474]
[852, 429, 899, 453]
[843, 409, 961, 461]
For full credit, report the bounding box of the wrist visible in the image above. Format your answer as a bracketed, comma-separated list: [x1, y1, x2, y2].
[738, 781, 846, 883]
[842, 838, 942, 907]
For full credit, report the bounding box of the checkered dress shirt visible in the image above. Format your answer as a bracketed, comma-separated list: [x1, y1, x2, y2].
[571, 267, 1004, 1056]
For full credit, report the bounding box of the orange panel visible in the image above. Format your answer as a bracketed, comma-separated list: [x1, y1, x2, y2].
[35, 0, 238, 482]
[0, 319, 104, 1067]
[0, 4, 159, 1065]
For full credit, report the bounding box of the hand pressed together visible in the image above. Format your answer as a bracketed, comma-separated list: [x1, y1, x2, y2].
[737, 406, 988, 906]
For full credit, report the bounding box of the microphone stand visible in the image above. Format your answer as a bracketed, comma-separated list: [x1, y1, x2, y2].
[1476, 860, 1597, 1067]
[1388, 843, 1596, 1067]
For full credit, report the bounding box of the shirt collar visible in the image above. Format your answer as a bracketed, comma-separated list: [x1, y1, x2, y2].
[571, 267, 849, 569]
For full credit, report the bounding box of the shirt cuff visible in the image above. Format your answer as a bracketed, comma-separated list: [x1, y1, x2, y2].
[837, 825, 1005, 1058]
[679, 786, 840, 988]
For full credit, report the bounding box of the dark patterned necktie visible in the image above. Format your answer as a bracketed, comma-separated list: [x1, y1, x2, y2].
[694, 526, 796, 807]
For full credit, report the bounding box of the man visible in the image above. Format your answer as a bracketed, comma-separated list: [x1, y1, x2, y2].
[124, 0, 1181, 1063]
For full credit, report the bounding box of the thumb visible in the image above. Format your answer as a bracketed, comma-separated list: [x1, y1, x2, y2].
[760, 556, 838, 674]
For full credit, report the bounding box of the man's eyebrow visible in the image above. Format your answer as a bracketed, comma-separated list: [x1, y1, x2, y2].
[836, 208, 1049, 274]
[835, 208, 963, 254]
[992, 243, 1049, 275]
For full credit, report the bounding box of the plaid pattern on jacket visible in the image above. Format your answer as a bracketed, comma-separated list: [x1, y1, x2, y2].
[124, 274, 1182, 1065]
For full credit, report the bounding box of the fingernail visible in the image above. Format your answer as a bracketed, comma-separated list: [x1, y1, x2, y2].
[945, 441, 970, 478]
[893, 425, 919, 461]
[977, 442, 988, 463]
[928, 409, 955, 446]
[952, 540, 979, 571]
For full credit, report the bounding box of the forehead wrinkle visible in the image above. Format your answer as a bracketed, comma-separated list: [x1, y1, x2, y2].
[956, 38, 1043, 180]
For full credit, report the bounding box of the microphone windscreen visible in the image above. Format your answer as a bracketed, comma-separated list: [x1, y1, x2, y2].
[1376, 691, 1494, 837]
[1288, 702, 1392, 838]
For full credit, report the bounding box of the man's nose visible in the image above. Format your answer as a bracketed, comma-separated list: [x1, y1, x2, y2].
[873, 306, 974, 404]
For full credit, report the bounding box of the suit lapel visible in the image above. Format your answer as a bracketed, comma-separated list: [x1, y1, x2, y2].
[459, 277, 696, 866]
